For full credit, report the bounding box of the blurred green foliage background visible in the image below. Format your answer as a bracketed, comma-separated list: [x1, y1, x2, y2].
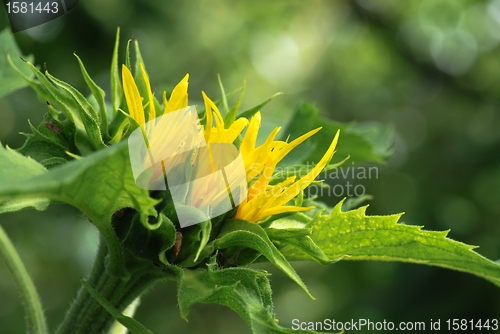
[1, 0, 500, 333]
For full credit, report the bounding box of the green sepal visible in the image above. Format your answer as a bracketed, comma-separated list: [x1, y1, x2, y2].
[17, 119, 72, 168]
[214, 219, 314, 299]
[173, 207, 211, 266]
[117, 109, 141, 136]
[270, 159, 347, 185]
[196, 220, 211, 262]
[265, 227, 311, 239]
[175, 225, 206, 266]
[24, 61, 98, 155]
[224, 80, 246, 127]
[238, 92, 283, 120]
[110, 27, 123, 116]
[44, 70, 106, 151]
[177, 260, 324, 334]
[125, 39, 132, 71]
[7, 53, 52, 105]
[108, 110, 131, 144]
[197, 87, 241, 119]
[264, 218, 337, 265]
[274, 235, 338, 266]
[156, 189, 178, 222]
[74, 53, 109, 139]
[113, 212, 177, 264]
[265, 212, 311, 229]
[133, 40, 146, 76]
[36, 112, 68, 147]
[132, 40, 160, 122]
[217, 74, 230, 115]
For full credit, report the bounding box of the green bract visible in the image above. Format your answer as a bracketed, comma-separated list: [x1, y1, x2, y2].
[1, 27, 500, 334]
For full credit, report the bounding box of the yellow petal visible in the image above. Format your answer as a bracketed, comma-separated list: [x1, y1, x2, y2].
[243, 126, 281, 182]
[276, 127, 322, 162]
[202, 91, 213, 143]
[165, 74, 189, 114]
[269, 129, 340, 208]
[240, 112, 261, 157]
[224, 117, 249, 143]
[247, 157, 278, 201]
[122, 65, 145, 127]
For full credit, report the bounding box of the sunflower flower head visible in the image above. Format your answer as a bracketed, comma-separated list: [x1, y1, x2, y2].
[121, 63, 340, 224]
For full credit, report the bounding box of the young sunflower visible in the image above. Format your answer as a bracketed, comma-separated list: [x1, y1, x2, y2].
[122, 64, 340, 223]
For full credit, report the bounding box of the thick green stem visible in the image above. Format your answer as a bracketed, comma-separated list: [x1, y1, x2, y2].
[56, 237, 125, 334]
[0, 225, 48, 334]
[56, 236, 167, 334]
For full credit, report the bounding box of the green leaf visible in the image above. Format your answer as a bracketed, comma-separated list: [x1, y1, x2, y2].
[0, 141, 159, 276]
[280, 102, 393, 165]
[0, 198, 49, 214]
[0, 144, 48, 213]
[81, 279, 153, 334]
[214, 219, 314, 299]
[309, 200, 500, 287]
[177, 263, 323, 334]
[0, 28, 34, 98]
[130, 40, 163, 124]
[107, 298, 142, 334]
[7, 138, 71, 183]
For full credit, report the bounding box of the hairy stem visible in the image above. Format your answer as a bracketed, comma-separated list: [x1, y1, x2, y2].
[0, 226, 48, 334]
[56, 235, 171, 334]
